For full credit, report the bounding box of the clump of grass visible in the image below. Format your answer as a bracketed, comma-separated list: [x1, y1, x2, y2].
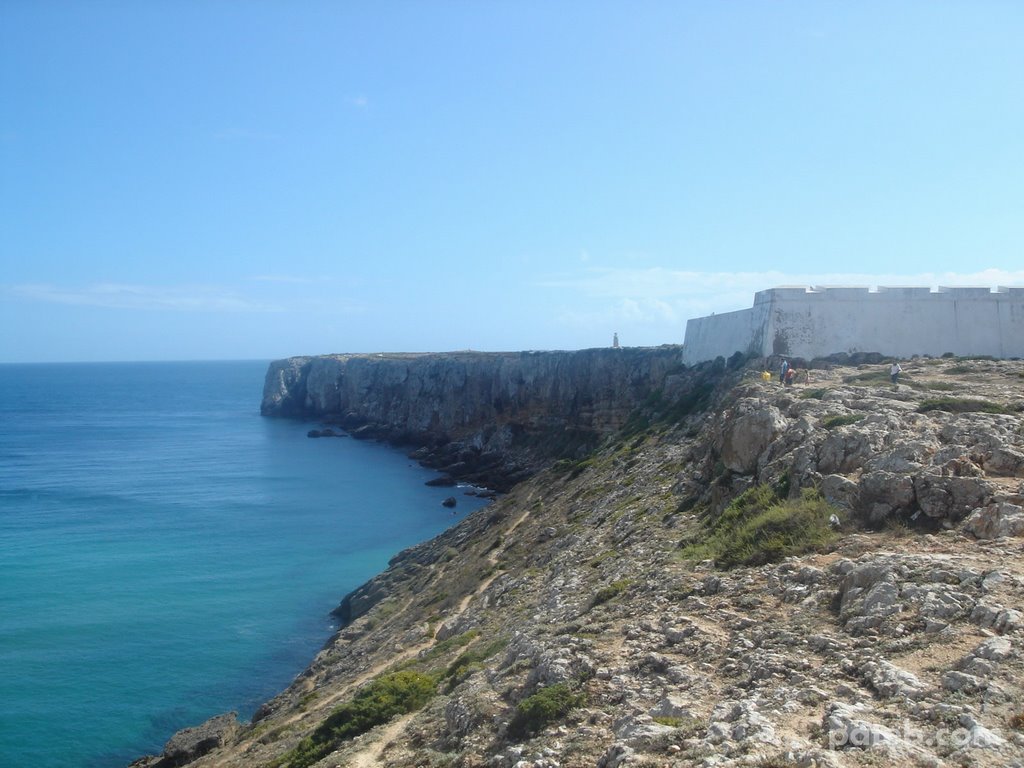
[843, 371, 894, 386]
[801, 388, 827, 399]
[822, 414, 864, 430]
[680, 485, 841, 569]
[1010, 711, 1024, 731]
[917, 398, 1010, 415]
[277, 670, 437, 768]
[551, 457, 597, 479]
[443, 637, 508, 692]
[652, 715, 701, 729]
[589, 549, 619, 568]
[591, 578, 632, 607]
[420, 629, 480, 661]
[507, 683, 586, 738]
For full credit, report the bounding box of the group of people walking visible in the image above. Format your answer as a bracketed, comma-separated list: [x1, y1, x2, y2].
[777, 358, 808, 386]
[768, 358, 904, 389]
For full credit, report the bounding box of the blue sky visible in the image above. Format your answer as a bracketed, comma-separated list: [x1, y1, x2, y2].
[2, 2, 1023, 362]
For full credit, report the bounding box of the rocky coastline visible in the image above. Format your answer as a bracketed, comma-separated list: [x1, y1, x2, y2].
[133, 353, 1024, 768]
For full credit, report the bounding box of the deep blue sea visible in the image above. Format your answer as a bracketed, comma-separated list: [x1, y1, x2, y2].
[0, 361, 488, 768]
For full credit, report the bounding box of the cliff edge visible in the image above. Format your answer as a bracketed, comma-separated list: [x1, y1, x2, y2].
[260, 348, 685, 490]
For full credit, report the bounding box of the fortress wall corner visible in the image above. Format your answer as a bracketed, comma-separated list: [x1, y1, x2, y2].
[682, 303, 770, 365]
[684, 286, 1024, 363]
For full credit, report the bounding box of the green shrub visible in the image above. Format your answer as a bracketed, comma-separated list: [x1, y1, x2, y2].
[420, 629, 480, 662]
[822, 414, 863, 429]
[917, 398, 1010, 415]
[591, 579, 632, 606]
[278, 670, 437, 768]
[843, 371, 893, 386]
[508, 683, 586, 737]
[680, 485, 840, 569]
[801, 388, 827, 399]
[588, 549, 619, 568]
[443, 637, 508, 691]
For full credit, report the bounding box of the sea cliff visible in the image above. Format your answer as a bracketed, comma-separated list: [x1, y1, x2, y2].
[260, 348, 684, 490]
[134, 355, 1024, 768]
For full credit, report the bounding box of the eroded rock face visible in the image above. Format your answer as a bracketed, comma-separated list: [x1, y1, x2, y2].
[695, 363, 1024, 530]
[720, 404, 786, 474]
[965, 502, 1024, 539]
[160, 713, 239, 767]
[261, 348, 684, 489]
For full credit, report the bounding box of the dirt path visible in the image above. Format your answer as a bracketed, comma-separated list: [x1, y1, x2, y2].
[345, 712, 417, 768]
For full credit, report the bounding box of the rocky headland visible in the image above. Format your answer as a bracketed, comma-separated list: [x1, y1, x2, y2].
[135, 353, 1024, 768]
[260, 348, 685, 491]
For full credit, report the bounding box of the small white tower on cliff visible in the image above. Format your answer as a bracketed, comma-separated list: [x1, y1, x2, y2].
[612, 332, 620, 349]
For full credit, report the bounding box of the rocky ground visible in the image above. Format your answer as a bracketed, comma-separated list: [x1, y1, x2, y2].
[134, 357, 1024, 768]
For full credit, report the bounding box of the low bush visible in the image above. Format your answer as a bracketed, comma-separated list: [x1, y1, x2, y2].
[508, 682, 586, 738]
[278, 671, 437, 768]
[822, 414, 863, 430]
[680, 485, 840, 569]
[443, 637, 508, 692]
[800, 388, 827, 399]
[843, 371, 894, 386]
[591, 578, 632, 607]
[917, 398, 1010, 415]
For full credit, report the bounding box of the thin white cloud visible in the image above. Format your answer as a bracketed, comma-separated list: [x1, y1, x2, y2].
[348, 95, 369, 109]
[9, 283, 283, 313]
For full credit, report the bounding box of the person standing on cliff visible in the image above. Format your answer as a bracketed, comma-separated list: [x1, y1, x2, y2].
[780, 358, 789, 386]
[890, 361, 902, 388]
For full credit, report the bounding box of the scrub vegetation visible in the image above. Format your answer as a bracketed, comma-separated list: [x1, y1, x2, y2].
[680, 485, 841, 569]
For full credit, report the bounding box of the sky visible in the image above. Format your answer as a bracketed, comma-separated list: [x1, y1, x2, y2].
[2, 1, 1023, 362]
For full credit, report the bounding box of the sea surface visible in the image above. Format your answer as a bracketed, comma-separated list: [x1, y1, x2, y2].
[0, 361, 489, 768]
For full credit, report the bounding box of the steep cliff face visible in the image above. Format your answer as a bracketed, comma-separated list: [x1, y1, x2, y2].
[261, 348, 684, 489]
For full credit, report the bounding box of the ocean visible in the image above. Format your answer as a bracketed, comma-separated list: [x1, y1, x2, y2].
[0, 360, 489, 768]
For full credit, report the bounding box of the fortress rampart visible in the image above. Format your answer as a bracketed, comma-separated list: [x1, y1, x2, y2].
[682, 286, 1024, 364]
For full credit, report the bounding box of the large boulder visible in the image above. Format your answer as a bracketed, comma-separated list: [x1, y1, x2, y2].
[720, 404, 786, 474]
[913, 473, 992, 522]
[857, 471, 915, 524]
[964, 502, 1024, 539]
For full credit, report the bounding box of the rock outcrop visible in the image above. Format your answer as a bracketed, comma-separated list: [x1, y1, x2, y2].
[134, 356, 1024, 768]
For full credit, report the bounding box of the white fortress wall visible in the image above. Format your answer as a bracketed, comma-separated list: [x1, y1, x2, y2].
[681, 301, 770, 365]
[682, 286, 1024, 364]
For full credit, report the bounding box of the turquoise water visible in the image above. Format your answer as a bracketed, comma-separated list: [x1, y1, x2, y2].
[0, 361, 488, 768]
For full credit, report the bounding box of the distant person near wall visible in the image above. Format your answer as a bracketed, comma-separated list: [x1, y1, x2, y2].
[890, 361, 902, 388]
[780, 359, 789, 386]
